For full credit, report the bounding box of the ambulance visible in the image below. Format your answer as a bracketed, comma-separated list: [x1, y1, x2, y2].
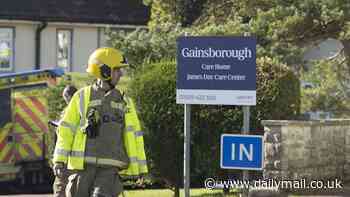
[0, 68, 64, 186]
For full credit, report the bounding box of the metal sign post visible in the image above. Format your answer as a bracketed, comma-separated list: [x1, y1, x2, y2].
[184, 104, 191, 197]
[183, 32, 191, 197]
[242, 106, 250, 197]
[242, 31, 251, 197]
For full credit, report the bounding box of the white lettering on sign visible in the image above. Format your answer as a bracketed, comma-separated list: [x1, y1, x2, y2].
[231, 143, 254, 161]
[201, 64, 231, 70]
[240, 144, 253, 161]
[186, 74, 246, 81]
[214, 74, 246, 81]
[201, 64, 214, 70]
[231, 143, 235, 160]
[181, 47, 252, 61]
[187, 74, 203, 80]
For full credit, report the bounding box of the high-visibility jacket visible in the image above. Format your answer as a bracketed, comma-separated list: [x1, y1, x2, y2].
[120, 96, 148, 176]
[53, 85, 148, 176]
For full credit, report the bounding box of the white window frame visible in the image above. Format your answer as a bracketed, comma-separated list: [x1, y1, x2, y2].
[0, 27, 14, 72]
[56, 28, 73, 71]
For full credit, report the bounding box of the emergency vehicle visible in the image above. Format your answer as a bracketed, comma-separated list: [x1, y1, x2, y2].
[0, 68, 64, 186]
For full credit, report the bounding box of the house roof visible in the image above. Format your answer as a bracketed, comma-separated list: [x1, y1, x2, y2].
[0, 0, 150, 25]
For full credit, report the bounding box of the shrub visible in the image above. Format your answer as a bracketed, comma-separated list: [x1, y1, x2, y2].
[47, 76, 71, 121]
[128, 57, 300, 195]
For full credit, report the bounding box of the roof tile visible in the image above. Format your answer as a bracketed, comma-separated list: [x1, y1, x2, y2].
[0, 0, 150, 25]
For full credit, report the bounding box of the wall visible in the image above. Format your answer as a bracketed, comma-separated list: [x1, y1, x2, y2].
[98, 27, 109, 47]
[40, 26, 56, 69]
[71, 27, 98, 72]
[0, 21, 143, 74]
[0, 21, 100, 73]
[41, 25, 98, 72]
[0, 22, 36, 73]
[262, 120, 350, 194]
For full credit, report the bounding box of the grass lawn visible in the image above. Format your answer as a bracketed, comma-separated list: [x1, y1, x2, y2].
[123, 189, 239, 197]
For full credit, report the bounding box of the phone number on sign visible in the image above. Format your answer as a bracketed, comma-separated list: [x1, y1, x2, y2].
[179, 94, 216, 101]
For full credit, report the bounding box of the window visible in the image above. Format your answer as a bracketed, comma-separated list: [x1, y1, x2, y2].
[57, 29, 72, 71]
[0, 28, 14, 71]
[0, 88, 11, 127]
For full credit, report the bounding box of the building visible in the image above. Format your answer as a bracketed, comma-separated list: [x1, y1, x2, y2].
[0, 0, 150, 73]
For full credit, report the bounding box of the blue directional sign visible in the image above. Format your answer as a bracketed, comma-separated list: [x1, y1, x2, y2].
[220, 134, 264, 170]
[176, 36, 256, 105]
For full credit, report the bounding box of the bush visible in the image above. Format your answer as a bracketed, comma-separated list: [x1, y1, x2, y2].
[47, 76, 71, 121]
[128, 57, 300, 194]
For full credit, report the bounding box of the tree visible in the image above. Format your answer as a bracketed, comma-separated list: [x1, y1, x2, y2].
[144, 0, 207, 29]
[144, 0, 350, 67]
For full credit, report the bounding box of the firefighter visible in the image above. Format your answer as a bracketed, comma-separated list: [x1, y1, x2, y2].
[53, 85, 77, 197]
[53, 47, 147, 197]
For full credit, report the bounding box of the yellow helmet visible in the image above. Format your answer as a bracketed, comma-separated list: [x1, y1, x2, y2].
[86, 47, 128, 80]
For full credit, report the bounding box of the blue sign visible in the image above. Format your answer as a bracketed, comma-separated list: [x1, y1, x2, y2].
[176, 36, 256, 105]
[220, 134, 263, 170]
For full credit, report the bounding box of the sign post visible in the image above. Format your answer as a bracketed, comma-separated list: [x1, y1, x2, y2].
[184, 103, 191, 197]
[176, 36, 257, 197]
[242, 31, 251, 197]
[242, 106, 250, 197]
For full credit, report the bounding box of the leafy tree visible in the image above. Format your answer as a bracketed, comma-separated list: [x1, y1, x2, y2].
[106, 24, 182, 68]
[143, 0, 207, 29]
[142, 0, 350, 67]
